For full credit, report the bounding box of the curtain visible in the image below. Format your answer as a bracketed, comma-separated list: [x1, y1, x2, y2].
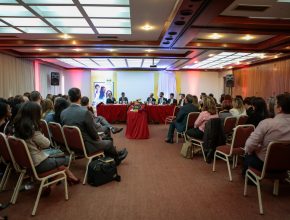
[158, 71, 177, 99]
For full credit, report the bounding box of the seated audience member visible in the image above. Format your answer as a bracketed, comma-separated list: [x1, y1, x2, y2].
[165, 94, 199, 143]
[209, 93, 217, 105]
[167, 93, 177, 105]
[219, 94, 225, 104]
[23, 92, 31, 101]
[229, 98, 246, 117]
[81, 96, 123, 134]
[0, 101, 11, 133]
[268, 96, 276, 118]
[246, 97, 269, 127]
[235, 95, 243, 102]
[243, 93, 290, 176]
[198, 93, 207, 107]
[147, 93, 156, 104]
[41, 99, 54, 119]
[61, 88, 127, 165]
[106, 91, 116, 104]
[158, 92, 167, 105]
[119, 92, 128, 104]
[45, 97, 70, 124]
[46, 94, 53, 101]
[178, 93, 185, 106]
[14, 102, 80, 191]
[186, 96, 218, 139]
[243, 97, 254, 116]
[62, 95, 69, 100]
[218, 100, 232, 121]
[30, 91, 42, 105]
[192, 95, 200, 111]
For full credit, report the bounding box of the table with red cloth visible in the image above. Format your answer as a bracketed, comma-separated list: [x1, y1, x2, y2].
[96, 104, 128, 123]
[146, 105, 175, 123]
[125, 106, 149, 139]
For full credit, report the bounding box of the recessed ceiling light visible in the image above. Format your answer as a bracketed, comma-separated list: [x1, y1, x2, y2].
[60, 34, 71, 39]
[142, 24, 153, 31]
[106, 49, 116, 52]
[274, 55, 279, 58]
[241, 34, 255, 41]
[145, 49, 154, 52]
[36, 48, 46, 51]
[208, 33, 222, 39]
[194, 61, 198, 63]
[196, 43, 201, 46]
[228, 66, 233, 69]
[208, 54, 215, 57]
[73, 48, 82, 52]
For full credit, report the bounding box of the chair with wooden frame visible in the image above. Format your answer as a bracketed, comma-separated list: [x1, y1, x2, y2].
[176, 112, 199, 143]
[48, 122, 74, 167]
[39, 119, 54, 147]
[223, 116, 238, 144]
[8, 136, 68, 216]
[62, 125, 104, 185]
[244, 141, 290, 215]
[236, 115, 248, 126]
[165, 105, 180, 125]
[213, 125, 255, 181]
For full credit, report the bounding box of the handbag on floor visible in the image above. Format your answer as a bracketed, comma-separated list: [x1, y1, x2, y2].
[87, 157, 121, 186]
[180, 141, 193, 159]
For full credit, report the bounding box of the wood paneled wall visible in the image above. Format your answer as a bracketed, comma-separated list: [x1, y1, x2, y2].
[233, 58, 290, 99]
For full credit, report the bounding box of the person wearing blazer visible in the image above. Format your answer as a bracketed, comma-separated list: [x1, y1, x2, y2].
[167, 93, 177, 105]
[61, 88, 128, 165]
[106, 92, 116, 104]
[147, 93, 156, 104]
[118, 92, 128, 104]
[178, 93, 185, 106]
[165, 94, 199, 143]
[158, 92, 167, 105]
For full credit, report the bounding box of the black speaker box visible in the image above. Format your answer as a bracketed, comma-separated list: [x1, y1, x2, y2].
[51, 72, 60, 86]
[225, 74, 234, 87]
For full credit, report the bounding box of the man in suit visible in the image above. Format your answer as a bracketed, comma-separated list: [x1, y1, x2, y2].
[165, 94, 199, 143]
[61, 88, 127, 165]
[147, 93, 156, 104]
[158, 92, 167, 105]
[178, 93, 185, 106]
[167, 93, 177, 105]
[119, 92, 128, 104]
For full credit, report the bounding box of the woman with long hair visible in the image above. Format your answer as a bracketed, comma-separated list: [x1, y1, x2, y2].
[247, 97, 269, 127]
[44, 97, 70, 123]
[14, 102, 79, 194]
[230, 97, 246, 117]
[41, 99, 54, 119]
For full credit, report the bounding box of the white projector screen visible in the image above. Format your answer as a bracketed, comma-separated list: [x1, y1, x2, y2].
[117, 71, 154, 102]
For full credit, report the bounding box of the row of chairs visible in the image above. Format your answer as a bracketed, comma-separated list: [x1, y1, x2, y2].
[0, 120, 104, 215]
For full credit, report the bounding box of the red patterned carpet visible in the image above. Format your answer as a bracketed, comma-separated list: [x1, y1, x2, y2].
[1, 124, 290, 219]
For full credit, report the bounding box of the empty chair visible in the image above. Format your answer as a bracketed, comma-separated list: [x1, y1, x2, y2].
[236, 115, 248, 126]
[62, 125, 104, 184]
[213, 125, 255, 181]
[176, 112, 199, 143]
[8, 136, 68, 216]
[165, 106, 180, 125]
[48, 122, 73, 167]
[39, 119, 54, 147]
[244, 141, 290, 214]
[223, 116, 237, 143]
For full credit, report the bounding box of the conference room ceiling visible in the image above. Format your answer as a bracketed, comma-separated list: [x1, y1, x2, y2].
[0, 0, 289, 70]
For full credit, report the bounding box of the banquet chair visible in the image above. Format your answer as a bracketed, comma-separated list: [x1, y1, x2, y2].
[8, 136, 68, 216]
[39, 119, 54, 147]
[244, 141, 290, 214]
[176, 112, 199, 143]
[236, 115, 248, 126]
[48, 122, 74, 167]
[165, 106, 180, 125]
[223, 116, 238, 144]
[213, 125, 255, 181]
[62, 125, 104, 185]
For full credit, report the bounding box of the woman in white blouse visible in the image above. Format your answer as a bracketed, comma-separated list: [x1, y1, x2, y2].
[230, 97, 246, 117]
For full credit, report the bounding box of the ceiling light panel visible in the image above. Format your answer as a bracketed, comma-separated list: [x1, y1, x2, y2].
[58, 27, 94, 34]
[2, 18, 48, 26]
[30, 6, 82, 17]
[0, 5, 34, 16]
[23, 0, 73, 3]
[46, 18, 89, 27]
[127, 59, 142, 67]
[91, 18, 130, 27]
[74, 58, 99, 68]
[109, 58, 127, 68]
[79, 0, 129, 4]
[0, 0, 17, 3]
[84, 6, 130, 18]
[58, 58, 87, 68]
[0, 21, 7, 26]
[96, 27, 131, 34]
[92, 59, 112, 68]
[19, 27, 56, 33]
[0, 27, 21, 33]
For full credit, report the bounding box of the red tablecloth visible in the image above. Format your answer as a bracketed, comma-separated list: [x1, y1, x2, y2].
[146, 105, 175, 123]
[96, 104, 128, 123]
[125, 108, 149, 139]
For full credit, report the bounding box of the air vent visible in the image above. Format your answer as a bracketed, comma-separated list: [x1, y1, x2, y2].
[234, 4, 270, 12]
[97, 36, 118, 39]
[0, 35, 18, 39]
[196, 38, 215, 41]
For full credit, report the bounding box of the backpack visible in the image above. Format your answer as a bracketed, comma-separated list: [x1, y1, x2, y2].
[87, 157, 121, 186]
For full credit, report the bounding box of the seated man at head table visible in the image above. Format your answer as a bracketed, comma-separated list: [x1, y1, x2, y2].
[178, 93, 185, 106]
[158, 92, 167, 105]
[119, 92, 128, 104]
[106, 91, 116, 104]
[81, 96, 123, 135]
[146, 93, 156, 104]
[167, 93, 177, 105]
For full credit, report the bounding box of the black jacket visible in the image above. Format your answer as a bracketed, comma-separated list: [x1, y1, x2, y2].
[175, 103, 199, 132]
